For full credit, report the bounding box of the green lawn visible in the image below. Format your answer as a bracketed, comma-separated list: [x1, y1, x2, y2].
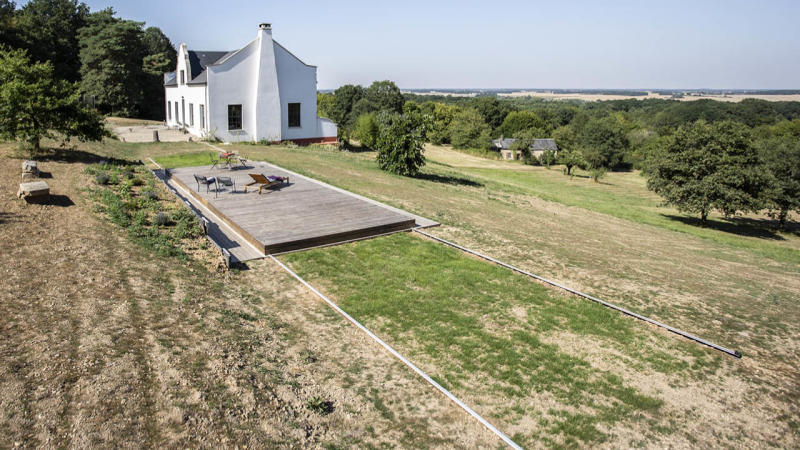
[441, 164, 800, 266]
[134, 141, 798, 446]
[282, 233, 718, 447]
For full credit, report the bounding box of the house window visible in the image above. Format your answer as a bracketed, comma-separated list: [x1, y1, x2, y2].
[228, 104, 242, 130]
[288, 103, 301, 128]
[180, 70, 185, 85]
[175, 103, 179, 125]
[189, 103, 194, 126]
[167, 101, 171, 120]
[199, 104, 205, 129]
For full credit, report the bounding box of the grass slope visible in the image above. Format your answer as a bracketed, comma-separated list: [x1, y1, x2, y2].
[283, 233, 719, 447]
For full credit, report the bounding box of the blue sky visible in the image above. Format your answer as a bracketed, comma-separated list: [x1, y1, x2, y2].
[77, 0, 800, 90]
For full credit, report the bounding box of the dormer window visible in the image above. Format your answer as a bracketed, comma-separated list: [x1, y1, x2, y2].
[180, 70, 185, 85]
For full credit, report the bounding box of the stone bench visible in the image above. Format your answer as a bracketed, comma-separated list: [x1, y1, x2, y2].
[22, 160, 39, 181]
[18, 181, 50, 199]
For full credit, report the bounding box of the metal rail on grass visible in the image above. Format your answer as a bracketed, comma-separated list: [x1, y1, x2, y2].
[413, 229, 742, 359]
[269, 255, 523, 450]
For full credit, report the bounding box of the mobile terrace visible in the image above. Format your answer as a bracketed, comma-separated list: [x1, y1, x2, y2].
[162, 161, 437, 261]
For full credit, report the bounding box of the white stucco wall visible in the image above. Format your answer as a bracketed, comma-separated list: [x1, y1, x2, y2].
[165, 44, 209, 138]
[166, 25, 337, 143]
[273, 42, 319, 140]
[206, 40, 259, 142]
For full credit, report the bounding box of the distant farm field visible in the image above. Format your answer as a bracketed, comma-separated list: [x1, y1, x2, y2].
[497, 91, 800, 103]
[3, 138, 798, 448]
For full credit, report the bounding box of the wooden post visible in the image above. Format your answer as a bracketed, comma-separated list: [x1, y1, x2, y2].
[153, 130, 160, 142]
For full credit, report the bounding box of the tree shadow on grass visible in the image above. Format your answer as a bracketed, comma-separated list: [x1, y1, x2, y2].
[662, 214, 788, 240]
[0, 212, 18, 225]
[413, 172, 483, 187]
[33, 147, 137, 166]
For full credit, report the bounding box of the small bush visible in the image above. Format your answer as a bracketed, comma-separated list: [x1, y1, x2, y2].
[121, 170, 134, 179]
[95, 173, 110, 185]
[590, 167, 607, 182]
[141, 190, 159, 201]
[306, 396, 334, 415]
[153, 212, 171, 226]
[131, 177, 144, 186]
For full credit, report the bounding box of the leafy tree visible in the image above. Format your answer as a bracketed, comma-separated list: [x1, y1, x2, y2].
[646, 120, 770, 224]
[510, 128, 537, 164]
[374, 111, 426, 176]
[540, 149, 557, 168]
[497, 110, 547, 138]
[0, 47, 105, 155]
[468, 97, 512, 131]
[578, 116, 630, 170]
[559, 148, 586, 176]
[317, 92, 335, 119]
[426, 102, 459, 145]
[552, 124, 577, 151]
[0, 0, 18, 48]
[353, 112, 379, 149]
[363, 80, 404, 114]
[329, 84, 365, 136]
[449, 108, 491, 149]
[757, 136, 800, 229]
[78, 9, 147, 117]
[15, 0, 89, 82]
[139, 26, 175, 119]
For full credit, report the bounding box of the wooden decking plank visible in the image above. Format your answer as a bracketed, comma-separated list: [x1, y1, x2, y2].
[168, 163, 425, 254]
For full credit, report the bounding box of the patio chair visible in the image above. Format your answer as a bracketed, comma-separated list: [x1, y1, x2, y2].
[209, 153, 221, 170]
[216, 176, 236, 193]
[245, 173, 289, 194]
[193, 174, 218, 197]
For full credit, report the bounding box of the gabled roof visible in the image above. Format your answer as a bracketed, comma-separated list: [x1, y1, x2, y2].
[187, 50, 231, 79]
[491, 137, 559, 151]
[532, 139, 558, 151]
[492, 138, 516, 150]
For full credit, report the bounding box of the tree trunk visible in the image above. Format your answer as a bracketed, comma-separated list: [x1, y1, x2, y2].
[30, 135, 40, 158]
[700, 209, 708, 226]
[778, 209, 787, 230]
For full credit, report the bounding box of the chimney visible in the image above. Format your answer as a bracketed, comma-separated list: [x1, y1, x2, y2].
[259, 23, 272, 35]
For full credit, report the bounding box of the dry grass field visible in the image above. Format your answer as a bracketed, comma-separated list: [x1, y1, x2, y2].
[0, 142, 497, 448]
[2, 137, 798, 448]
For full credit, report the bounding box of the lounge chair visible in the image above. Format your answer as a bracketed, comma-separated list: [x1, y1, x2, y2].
[216, 176, 236, 193]
[193, 174, 218, 197]
[245, 173, 289, 194]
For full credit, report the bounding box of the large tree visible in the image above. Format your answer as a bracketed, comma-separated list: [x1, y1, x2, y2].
[78, 9, 147, 117]
[646, 120, 770, 224]
[467, 96, 512, 131]
[448, 108, 491, 150]
[374, 111, 426, 176]
[15, 0, 89, 82]
[758, 136, 800, 229]
[139, 26, 176, 119]
[329, 84, 365, 136]
[0, 47, 105, 154]
[497, 110, 548, 138]
[577, 116, 630, 170]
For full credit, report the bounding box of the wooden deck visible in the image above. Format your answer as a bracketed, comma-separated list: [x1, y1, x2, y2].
[168, 161, 435, 255]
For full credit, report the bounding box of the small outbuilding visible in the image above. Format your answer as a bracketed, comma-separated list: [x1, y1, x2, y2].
[491, 137, 559, 160]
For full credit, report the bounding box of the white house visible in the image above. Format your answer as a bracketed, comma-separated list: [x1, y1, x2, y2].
[164, 23, 337, 144]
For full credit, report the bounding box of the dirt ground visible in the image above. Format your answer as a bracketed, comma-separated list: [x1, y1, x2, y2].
[0, 146, 500, 448]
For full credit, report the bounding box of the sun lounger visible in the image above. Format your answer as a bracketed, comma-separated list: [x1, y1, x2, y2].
[245, 173, 289, 194]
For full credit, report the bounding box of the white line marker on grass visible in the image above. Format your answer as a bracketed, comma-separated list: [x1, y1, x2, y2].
[269, 255, 523, 450]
